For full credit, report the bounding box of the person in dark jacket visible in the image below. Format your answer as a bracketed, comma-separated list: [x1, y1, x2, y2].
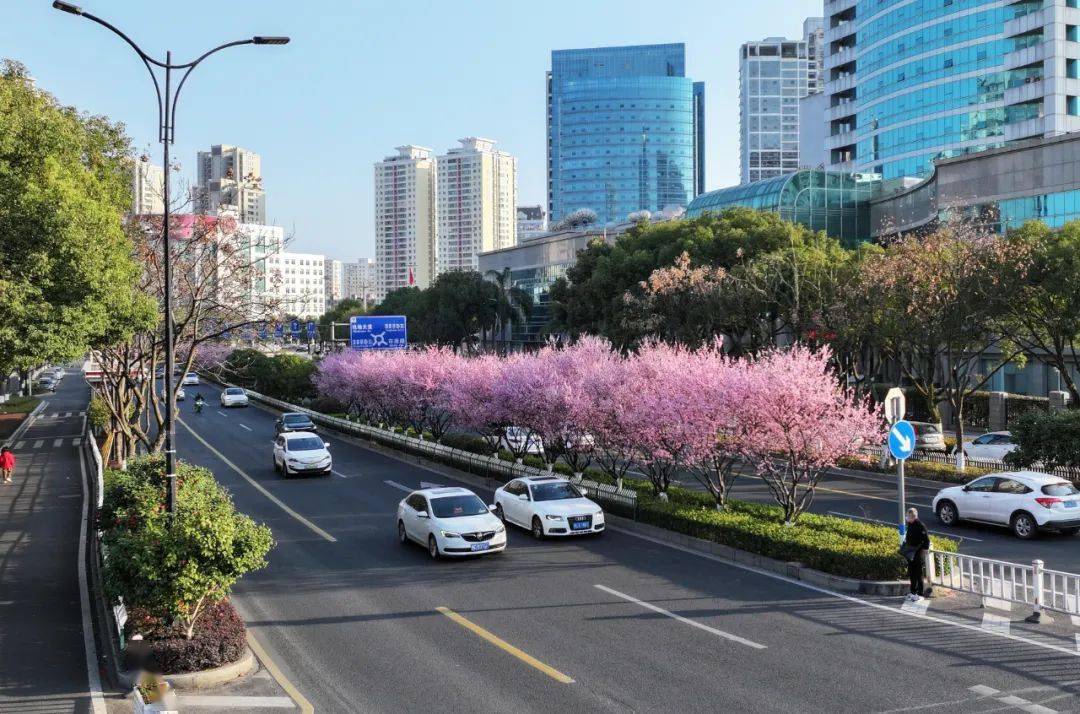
[904, 507, 931, 601]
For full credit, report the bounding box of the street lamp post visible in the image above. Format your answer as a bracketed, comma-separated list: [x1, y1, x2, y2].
[53, 1, 288, 513]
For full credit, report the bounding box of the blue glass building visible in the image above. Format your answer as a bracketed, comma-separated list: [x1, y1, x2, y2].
[547, 44, 705, 225]
[824, 0, 1080, 181]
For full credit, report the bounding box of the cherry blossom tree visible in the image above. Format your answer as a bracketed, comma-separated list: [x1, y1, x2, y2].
[734, 345, 884, 523]
[444, 354, 511, 454]
[380, 347, 459, 441]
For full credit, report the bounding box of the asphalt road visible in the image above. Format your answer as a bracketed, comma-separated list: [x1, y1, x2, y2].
[175, 382, 1080, 713]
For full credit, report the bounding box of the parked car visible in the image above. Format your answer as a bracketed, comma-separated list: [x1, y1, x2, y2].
[963, 431, 1016, 462]
[272, 431, 332, 478]
[910, 421, 946, 452]
[51, 368, 65, 381]
[500, 426, 543, 455]
[933, 471, 1080, 539]
[397, 487, 506, 559]
[275, 412, 316, 434]
[182, 372, 200, 386]
[219, 387, 249, 408]
[493, 476, 605, 539]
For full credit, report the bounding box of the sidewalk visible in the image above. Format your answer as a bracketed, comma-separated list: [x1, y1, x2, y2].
[0, 376, 103, 712]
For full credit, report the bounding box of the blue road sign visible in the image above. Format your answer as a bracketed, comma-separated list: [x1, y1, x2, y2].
[258, 324, 268, 340]
[306, 321, 317, 338]
[290, 320, 300, 337]
[350, 315, 407, 350]
[274, 324, 284, 339]
[888, 420, 916, 461]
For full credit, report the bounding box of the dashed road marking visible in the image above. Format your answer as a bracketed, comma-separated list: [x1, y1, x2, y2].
[176, 695, 295, 709]
[436, 606, 575, 684]
[982, 612, 1011, 636]
[72, 437, 81, 446]
[384, 480, 413, 493]
[969, 685, 999, 696]
[53, 438, 63, 448]
[239, 423, 253, 432]
[968, 687, 1058, 713]
[594, 584, 767, 650]
[13, 441, 23, 450]
[216, 410, 227, 417]
[332, 470, 349, 479]
[32, 440, 43, 449]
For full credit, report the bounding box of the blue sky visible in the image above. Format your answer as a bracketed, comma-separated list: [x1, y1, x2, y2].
[3, 0, 822, 259]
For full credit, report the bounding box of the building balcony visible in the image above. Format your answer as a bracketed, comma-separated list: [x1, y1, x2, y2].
[1004, 77, 1047, 106]
[825, 20, 856, 45]
[826, 73, 857, 96]
[1004, 43, 1048, 71]
[825, 129, 858, 151]
[825, 45, 857, 72]
[827, 100, 857, 122]
[825, 0, 857, 15]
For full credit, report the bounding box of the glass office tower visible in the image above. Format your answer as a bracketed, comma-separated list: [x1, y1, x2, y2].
[824, 0, 1080, 181]
[547, 44, 705, 225]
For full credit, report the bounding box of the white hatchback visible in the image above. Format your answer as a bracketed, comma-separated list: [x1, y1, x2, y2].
[182, 372, 200, 386]
[272, 431, 332, 478]
[220, 387, 249, 408]
[933, 471, 1080, 539]
[397, 487, 506, 559]
[962, 431, 1016, 462]
[493, 476, 605, 539]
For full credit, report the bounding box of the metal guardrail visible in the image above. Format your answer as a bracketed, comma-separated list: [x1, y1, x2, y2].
[229, 384, 638, 512]
[928, 549, 1080, 621]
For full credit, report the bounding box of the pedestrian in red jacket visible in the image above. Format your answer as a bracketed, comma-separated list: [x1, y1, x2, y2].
[0, 446, 15, 484]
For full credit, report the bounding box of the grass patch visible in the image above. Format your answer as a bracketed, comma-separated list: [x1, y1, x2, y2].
[0, 395, 40, 415]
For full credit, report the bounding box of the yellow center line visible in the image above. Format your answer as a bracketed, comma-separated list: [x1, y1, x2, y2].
[435, 606, 575, 684]
[246, 631, 314, 714]
[178, 417, 337, 543]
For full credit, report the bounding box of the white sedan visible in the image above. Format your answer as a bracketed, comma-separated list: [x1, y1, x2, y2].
[219, 387, 249, 408]
[963, 431, 1016, 462]
[272, 431, 332, 478]
[493, 476, 605, 539]
[182, 372, 200, 386]
[500, 426, 543, 455]
[161, 387, 186, 401]
[397, 487, 506, 559]
[933, 471, 1080, 539]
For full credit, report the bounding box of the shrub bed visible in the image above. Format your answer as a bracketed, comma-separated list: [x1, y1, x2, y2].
[125, 600, 246, 674]
[837, 454, 989, 484]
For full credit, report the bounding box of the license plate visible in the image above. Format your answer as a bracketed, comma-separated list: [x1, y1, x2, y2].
[470, 542, 490, 551]
[571, 521, 590, 530]
[1065, 501, 1078, 509]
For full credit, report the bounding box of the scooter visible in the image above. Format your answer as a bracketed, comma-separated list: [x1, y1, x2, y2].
[194, 397, 204, 414]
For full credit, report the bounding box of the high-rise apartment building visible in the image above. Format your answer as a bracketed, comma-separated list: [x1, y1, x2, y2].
[739, 18, 825, 184]
[824, 0, 1080, 180]
[268, 251, 325, 319]
[131, 158, 164, 215]
[323, 258, 343, 311]
[195, 144, 266, 224]
[517, 205, 548, 240]
[547, 44, 705, 225]
[343, 258, 377, 308]
[374, 146, 436, 301]
[436, 138, 517, 274]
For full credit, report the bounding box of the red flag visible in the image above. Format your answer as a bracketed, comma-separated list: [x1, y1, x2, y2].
[408, 266, 415, 285]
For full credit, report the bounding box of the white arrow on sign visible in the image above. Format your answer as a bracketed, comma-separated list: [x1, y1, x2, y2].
[892, 427, 912, 453]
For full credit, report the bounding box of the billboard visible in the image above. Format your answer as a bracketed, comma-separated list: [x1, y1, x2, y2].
[350, 315, 407, 350]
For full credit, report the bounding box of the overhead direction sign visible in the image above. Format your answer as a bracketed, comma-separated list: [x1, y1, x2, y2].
[350, 315, 407, 350]
[888, 420, 916, 461]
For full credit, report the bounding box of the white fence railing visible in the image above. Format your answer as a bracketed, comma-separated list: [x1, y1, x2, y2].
[227, 384, 638, 513]
[86, 421, 104, 509]
[928, 549, 1080, 621]
[860, 446, 1080, 483]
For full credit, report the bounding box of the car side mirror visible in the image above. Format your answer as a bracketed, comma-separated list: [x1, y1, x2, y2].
[488, 504, 497, 512]
[324, 442, 330, 449]
[416, 511, 429, 519]
[518, 493, 529, 501]
[962, 485, 971, 492]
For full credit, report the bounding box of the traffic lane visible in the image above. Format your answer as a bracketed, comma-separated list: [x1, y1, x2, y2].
[181, 400, 1080, 712]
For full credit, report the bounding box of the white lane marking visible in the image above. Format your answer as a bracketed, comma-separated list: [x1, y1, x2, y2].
[1072, 615, 1080, 628]
[175, 695, 296, 708]
[901, 598, 929, 615]
[53, 438, 63, 448]
[983, 596, 1012, 612]
[420, 481, 443, 488]
[13, 441, 23, 450]
[1022, 704, 1058, 714]
[606, 525, 1080, 659]
[594, 584, 767, 650]
[238, 423, 253, 432]
[1075, 633, 1079, 653]
[970, 685, 1000, 697]
[981, 612, 1011, 636]
[32, 439, 43, 449]
[178, 418, 336, 543]
[332, 470, 349, 479]
[216, 410, 227, 417]
[77, 440, 108, 714]
[384, 479, 413, 493]
[826, 510, 980, 541]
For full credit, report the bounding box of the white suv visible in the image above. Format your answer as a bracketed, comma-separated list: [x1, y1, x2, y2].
[933, 471, 1080, 539]
[397, 487, 506, 559]
[493, 476, 605, 539]
[272, 431, 332, 478]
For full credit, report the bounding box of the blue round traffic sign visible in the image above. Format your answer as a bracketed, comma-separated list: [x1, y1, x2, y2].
[888, 420, 916, 460]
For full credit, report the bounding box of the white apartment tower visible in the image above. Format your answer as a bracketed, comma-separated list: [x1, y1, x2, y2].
[374, 146, 436, 301]
[195, 144, 266, 224]
[132, 158, 164, 215]
[436, 138, 518, 274]
[267, 251, 326, 319]
[343, 258, 377, 308]
[739, 18, 825, 184]
[323, 258, 344, 311]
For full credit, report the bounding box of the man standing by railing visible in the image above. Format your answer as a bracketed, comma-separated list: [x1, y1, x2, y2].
[902, 507, 931, 602]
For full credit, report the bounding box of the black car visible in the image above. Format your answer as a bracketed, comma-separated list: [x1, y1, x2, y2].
[275, 412, 317, 435]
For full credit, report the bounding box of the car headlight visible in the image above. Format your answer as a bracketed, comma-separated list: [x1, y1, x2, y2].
[595, 512, 604, 517]
[495, 525, 505, 534]
[440, 530, 461, 538]
[545, 514, 563, 521]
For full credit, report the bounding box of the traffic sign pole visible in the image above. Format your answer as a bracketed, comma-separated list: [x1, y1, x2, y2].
[887, 418, 916, 544]
[898, 459, 906, 543]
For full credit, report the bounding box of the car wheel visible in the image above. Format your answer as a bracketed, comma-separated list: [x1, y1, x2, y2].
[1011, 511, 1038, 540]
[273, 457, 280, 474]
[428, 535, 440, 560]
[281, 463, 291, 479]
[531, 516, 545, 541]
[935, 500, 958, 526]
[494, 503, 506, 524]
[1060, 527, 1080, 537]
[398, 520, 408, 545]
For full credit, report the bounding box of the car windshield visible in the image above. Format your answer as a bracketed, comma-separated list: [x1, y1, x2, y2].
[915, 423, 940, 435]
[287, 437, 323, 451]
[430, 495, 489, 518]
[283, 414, 310, 424]
[1043, 482, 1080, 497]
[531, 482, 582, 501]
[225, 388, 244, 395]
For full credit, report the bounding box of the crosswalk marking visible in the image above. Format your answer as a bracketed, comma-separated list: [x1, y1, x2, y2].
[53, 438, 63, 448]
[13, 441, 23, 449]
[32, 440, 43, 449]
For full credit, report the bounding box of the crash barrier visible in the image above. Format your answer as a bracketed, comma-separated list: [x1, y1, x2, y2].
[86, 421, 104, 509]
[927, 549, 1080, 622]
[233, 386, 638, 515]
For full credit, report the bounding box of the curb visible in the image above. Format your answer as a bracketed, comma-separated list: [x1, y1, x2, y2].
[155, 646, 256, 691]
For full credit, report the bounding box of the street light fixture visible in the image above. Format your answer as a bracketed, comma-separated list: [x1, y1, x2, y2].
[55, 3, 288, 514]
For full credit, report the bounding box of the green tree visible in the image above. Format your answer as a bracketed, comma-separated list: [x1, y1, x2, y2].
[372, 273, 502, 350]
[319, 298, 369, 333]
[485, 267, 533, 353]
[0, 60, 147, 381]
